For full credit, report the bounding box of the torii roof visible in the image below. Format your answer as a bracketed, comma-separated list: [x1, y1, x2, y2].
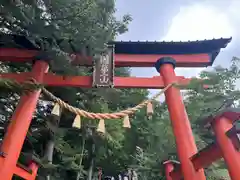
[110, 38, 232, 64]
[111, 38, 232, 55]
[0, 33, 232, 65]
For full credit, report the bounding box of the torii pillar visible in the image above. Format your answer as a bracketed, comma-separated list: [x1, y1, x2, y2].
[155, 57, 206, 180]
[0, 58, 49, 179]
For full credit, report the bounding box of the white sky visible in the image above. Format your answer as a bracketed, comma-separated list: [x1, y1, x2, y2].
[162, 4, 234, 78]
[149, 2, 238, 98]
[162, 5, 233, 42]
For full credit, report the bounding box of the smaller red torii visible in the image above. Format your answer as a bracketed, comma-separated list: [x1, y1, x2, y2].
[167, 108, 240, 180]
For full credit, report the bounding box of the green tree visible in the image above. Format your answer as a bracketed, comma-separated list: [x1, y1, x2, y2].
[0, 0, 133, 180]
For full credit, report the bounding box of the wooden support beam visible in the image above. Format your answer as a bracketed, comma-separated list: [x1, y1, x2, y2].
[0, 156, 33, 180]
[0, 73, 192, 89]
[72, 54, 211, 67]
[171, 143, 223, 179]
[14, 164, 32, 179]
[43, 74, 192, 88]
[0, 48, 211, 67]
[191, 143, 222, 170]
[0, 72, 30, 82]
[203, 108, 240, 128]
[0, 48, 37, 62]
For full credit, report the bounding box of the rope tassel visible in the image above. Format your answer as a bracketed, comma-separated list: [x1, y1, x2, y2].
[123, 115, 131, 128]
[51, 103, 61, 116]
[72, 115, 81, 129]
[147, 102, 153, 115]
[97, 119, 105, 133]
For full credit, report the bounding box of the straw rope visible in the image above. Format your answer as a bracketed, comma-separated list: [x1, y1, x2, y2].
[0, 78, 175, 119]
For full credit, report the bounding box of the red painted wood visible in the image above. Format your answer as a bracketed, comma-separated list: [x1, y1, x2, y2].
[163, 161, 174, 180]
[0, 61, 49, 180]
[159, 63, 206, 180]
[28, 162, 38, 180]
[0, 48, 211, 67]
[203, 109, 240, 128]
[43, 74, 192, 88]
[0, 72, 30, 82]
[171, 143, 222, 179]
[0, 48, 37, 62]
[0, 73, 193, 89]
[111, 54, 210, 67]
[212, 116, 240, 180]
[191, 143, 222, 171]
[14, 165, 32, 180]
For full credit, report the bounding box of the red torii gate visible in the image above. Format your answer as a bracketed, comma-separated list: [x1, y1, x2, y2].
[0, 34, 237, 180]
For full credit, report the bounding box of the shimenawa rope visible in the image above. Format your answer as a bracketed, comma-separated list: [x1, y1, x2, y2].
[0, 78, 174, 120]
[42, 83, 174, 119]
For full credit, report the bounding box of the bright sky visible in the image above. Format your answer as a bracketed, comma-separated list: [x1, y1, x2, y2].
[161, 4, 234, 78]
[149, 3, 237, 98]
[162, 5, 233, 42]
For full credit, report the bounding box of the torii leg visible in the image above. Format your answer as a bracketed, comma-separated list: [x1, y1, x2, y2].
[212, 116, 240, 180]
[155, 57, 206, 180]
[0, 60, 49, 180]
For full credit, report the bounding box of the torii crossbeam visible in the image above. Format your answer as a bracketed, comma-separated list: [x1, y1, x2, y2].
[0, 34, 232, 180]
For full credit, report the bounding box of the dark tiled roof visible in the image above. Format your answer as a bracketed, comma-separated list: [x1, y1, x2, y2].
[110, 38, 232, 55]
[110, 38, 232, 64]
[0, 34, 39, 50]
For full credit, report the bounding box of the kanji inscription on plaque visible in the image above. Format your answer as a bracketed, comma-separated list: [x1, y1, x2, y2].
[92, 45, 114, 87]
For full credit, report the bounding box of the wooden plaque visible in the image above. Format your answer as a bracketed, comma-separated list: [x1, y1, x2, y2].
[92, 45, 114, 88]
